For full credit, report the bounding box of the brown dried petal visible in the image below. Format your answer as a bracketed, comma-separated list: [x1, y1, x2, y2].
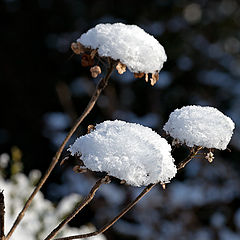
[71, 42, 85, 55]
[90, 65, 101, 78]
[120, 180, 126, 184]
[145, 73, 149, 82]
[87, 124, 95, 133]
[90, 49, 97, 59]
[150, 72, 159, 86]
[134, 72, 145, 78]
[116, 62, 127, 74]
[81, 54, 95, 67]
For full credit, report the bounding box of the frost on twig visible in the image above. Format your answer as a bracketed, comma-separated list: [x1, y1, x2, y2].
[163, 105, 235, 150]
[68, 120, 177, 187]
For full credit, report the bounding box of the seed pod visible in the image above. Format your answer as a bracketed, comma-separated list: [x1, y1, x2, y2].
[150, 72, 159, 86]
[90, 65, 101, 78]
[134, 72, 145, 78]
[87, 124, 95, 133]
[116, 62, 127, 74]
[71, 42, 85, 55]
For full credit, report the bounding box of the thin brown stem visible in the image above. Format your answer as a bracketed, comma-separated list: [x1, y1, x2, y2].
[177, 146, 203, 171]
[55, 183, 156, 240]
[51, 146, 202, 240]
[44, 176, 111, 240]
[6, 60, 116, 240]
[0, 191, 5, 240]
[52, 147, 203, 240]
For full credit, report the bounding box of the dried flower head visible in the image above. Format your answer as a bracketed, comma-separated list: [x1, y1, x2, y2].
[161, 183, 166, 189]
[116, 62, 126, 74]
[150, 72, 159, 86]
[76, 23, 167, 78]
[68, 120, 177, 187]
[205, 151, 214, 163]
[87, 124, 95, 133]
[134, 72, 145, 78]
[164, 105, 235, 150]
[71, 42, 86, 55]
[90, 66, 101, 78]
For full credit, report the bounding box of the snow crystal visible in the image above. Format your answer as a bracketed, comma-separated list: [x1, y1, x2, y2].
[163, 105, 235, 150]
[78, 23, 167, 74]
[68, 120, 176, 187]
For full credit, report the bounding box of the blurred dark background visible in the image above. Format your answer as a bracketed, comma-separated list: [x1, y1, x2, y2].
[1, 0, 240, 239]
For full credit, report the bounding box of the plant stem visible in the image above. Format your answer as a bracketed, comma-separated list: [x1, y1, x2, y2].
[0, 191, 5, 240]
[5, 60, 116, 240]
[44, 176, 110, 240]
[54, 146, 202, 240]
[177, 146, 203, 171]
[55, 183, 156, 240]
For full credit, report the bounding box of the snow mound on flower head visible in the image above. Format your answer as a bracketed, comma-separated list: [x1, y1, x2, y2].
[68, 120, 176, 187]
[163, 105, 235, 150]
[78, 23, 167, 74]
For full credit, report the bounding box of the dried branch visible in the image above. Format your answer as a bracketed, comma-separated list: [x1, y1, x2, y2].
[53, 146, 203, 240]
[0, 190, 5, 240]
[44, 176, 111, 240]
[55, 183, 156, 240]
[177, 146, 203, 171]
[5, 59, 116, 240]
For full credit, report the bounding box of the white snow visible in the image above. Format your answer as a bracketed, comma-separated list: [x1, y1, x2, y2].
[163, 105, 235, 150]
[68, 120, 176, 187]
[0, 170, 106, 240]
[78, 23, 167, 74]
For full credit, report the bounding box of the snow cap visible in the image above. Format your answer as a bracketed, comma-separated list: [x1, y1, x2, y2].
[77, 23, 167, 74]
[68, 120, 176, 187]
[163, 105, 235, 150]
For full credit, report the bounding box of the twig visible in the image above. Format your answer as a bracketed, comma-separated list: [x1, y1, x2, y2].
[44, 176, 111, 240]
[51, 146, 202, 240]
[55, 183, 156, 240]
[6, 60, 116, 240]
[177, 146, 203, 171]
[0, 190, 5, 240]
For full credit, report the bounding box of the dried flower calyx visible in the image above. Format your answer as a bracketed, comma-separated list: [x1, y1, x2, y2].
[134, 72, 145, 78]
[71, 42, 86, 55]
[90, 65, 101, 78]
[116, 62, 126, 74]
[133, 71, 159, 86]
[87, 124, 95, 133]
[150, 72, 159, 86]
[205, 151, 214, 163]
